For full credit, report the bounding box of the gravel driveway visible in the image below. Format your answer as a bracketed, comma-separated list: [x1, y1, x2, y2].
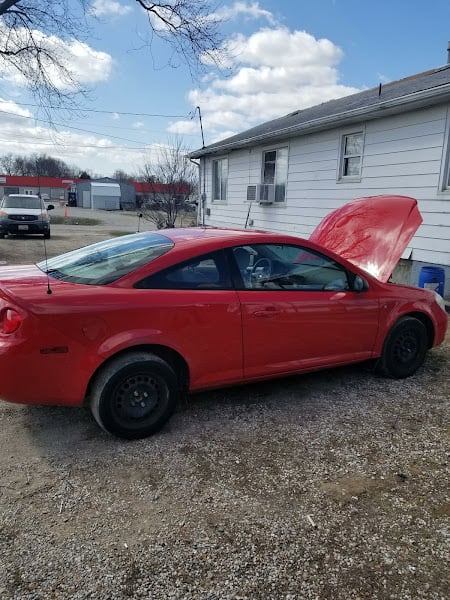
[0, 208, 449, 599]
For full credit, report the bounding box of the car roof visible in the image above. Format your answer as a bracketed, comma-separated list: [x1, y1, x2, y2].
[6, 194, 41, 198]
[155, 227, 299, 245]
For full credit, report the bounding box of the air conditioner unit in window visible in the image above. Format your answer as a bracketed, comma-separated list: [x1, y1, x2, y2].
[246, 184, 275, 205]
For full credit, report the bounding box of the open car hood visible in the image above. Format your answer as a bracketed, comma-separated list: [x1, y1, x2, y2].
[309, 195, 422, 282]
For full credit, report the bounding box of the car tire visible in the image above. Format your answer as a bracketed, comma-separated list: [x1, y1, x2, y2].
[44, 231, 51, 239]
[0, 232, 5, 239]
[90, 352, 179, 439]
[378, 317, 427, 379]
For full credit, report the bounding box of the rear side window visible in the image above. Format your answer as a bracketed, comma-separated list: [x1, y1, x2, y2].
[135, 250, 232, 290]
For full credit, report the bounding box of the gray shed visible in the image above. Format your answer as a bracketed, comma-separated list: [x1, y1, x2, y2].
[84, 182, 120, 210]
[76, 178, 137, 210]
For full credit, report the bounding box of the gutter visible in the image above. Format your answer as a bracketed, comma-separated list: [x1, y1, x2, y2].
[189, 82, 450, 158]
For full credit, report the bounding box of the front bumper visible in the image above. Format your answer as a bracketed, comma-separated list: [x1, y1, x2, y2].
[0, 219, 50, 235]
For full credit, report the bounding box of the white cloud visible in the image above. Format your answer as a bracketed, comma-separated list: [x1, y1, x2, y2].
[0, 27, 113, 90]
[177, 28, 361, 144]
[167, 120, 199, 135]
[0, 98, 33, 120]
[144, 5, 182, 32]
[63, 39, 113, 85]
[91, 0, 132, 17]
[132, 121, 145, 129]
[0, 99, 146, 176]
[377, 72, 390, 84]
[214, 2, 279, 26]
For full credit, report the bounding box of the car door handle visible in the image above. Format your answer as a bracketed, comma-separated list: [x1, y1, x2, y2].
[253, 308, 281, 318]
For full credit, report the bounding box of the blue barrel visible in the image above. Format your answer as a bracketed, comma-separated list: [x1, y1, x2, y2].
[418, 266, 445, 296]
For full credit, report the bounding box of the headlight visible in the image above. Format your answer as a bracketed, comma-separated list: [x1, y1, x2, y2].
[434, 292, 447, 313]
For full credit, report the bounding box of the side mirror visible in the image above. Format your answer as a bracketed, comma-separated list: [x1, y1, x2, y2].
[47, 204, 55, 211]
[353, 274, 368, 292]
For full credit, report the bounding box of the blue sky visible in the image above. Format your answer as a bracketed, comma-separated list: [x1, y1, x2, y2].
[1, 0, 450, 176]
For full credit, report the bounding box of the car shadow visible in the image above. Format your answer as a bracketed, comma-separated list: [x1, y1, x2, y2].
[17, 363, 370, 458]
[19, 349, 442, 458]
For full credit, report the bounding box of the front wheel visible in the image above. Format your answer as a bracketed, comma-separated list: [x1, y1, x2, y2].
[43, 231, 51, 239]
[90, 352, 179, 439]
[378, 317, 428, 379]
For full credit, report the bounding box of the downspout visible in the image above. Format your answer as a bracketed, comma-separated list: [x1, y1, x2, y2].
[189, 157, 204, 225]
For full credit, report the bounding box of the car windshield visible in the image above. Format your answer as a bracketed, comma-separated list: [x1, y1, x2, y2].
[36, 232, 174, 285]
[3, 196, 43, 209]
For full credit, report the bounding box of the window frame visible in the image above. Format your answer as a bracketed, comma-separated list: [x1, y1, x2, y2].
[439, 106, 450, 193]
[211, 156, 228, 203]
[261, 145, 289, 204]
[338, 129, 364, 181]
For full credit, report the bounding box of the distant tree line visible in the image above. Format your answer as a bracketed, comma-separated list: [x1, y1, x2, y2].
[0, 153, 90, 179]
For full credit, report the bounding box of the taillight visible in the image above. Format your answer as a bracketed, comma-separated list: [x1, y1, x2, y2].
[0, 308, 23, 334]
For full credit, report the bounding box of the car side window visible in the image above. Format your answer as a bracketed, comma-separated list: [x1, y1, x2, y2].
[230, 244, 349, 291]
[135, 250, 232, 290]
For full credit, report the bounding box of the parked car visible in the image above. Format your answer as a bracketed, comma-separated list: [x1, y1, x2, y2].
[0, 194, 54, 238]
[0, 195, 447, 439]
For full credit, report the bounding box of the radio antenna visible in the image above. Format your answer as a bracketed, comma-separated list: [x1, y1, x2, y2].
[44, 236, 52, 294]
[40, 196, 52, 294]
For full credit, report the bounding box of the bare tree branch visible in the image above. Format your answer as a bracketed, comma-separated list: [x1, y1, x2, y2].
[135, 0, 224, 69]
[140, 137, 198, 228]
[0, 1, 225, 113]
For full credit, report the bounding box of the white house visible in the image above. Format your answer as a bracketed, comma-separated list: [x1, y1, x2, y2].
[190, 62, 450, 298]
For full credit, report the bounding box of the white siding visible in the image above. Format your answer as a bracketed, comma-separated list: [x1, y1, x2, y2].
[203, 104, 450, 269]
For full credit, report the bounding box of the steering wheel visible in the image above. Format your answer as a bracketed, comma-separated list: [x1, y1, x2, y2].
[251, 258, 272, 280]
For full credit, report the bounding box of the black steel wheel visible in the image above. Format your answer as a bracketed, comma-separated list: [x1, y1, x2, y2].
[90, 352, 179, 439]
[378, 317, 427, 379]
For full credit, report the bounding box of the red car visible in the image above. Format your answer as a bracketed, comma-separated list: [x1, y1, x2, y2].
[0, 195, 447, 439]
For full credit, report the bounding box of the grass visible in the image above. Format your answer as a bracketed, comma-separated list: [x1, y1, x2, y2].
[51, 216, 102, 226]
[108, 230, 135, 237]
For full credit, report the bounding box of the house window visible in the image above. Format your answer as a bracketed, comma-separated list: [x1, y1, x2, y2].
[340, 132, 363, 178]
[262, 147, 288, 202]
[212, 157, 228, 202]
[444, 132, 450, 191]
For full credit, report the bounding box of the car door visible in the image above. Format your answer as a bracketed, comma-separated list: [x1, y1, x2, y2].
[134, 249, 243, 390]
[229, 243, 381, 380]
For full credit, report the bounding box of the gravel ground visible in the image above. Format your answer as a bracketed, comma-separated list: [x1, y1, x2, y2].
[0, 209, 449, 599]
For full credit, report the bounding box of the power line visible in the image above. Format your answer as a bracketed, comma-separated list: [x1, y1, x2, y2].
[0, 99, 189, 119]
[0, 108, 152, 145]
[0, 137, 149, 151]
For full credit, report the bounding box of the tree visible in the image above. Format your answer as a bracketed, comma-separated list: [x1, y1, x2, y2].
[113, 169, 134, 182]
[0, 153, 15, 175]
[0, 1, 224, 110]
[0, 152, 81, 176]
[140, 137, 198, 229]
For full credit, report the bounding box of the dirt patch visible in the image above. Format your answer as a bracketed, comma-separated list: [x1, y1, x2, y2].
[0, 206, 142, 263]
[0, 209, 449, 599]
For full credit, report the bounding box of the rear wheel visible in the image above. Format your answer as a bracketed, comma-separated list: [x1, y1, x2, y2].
[378, 317, 427, 378]
[90, 352, 179, 439]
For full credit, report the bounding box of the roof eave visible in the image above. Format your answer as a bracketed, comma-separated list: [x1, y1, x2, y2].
[189, 83, 450, 159]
